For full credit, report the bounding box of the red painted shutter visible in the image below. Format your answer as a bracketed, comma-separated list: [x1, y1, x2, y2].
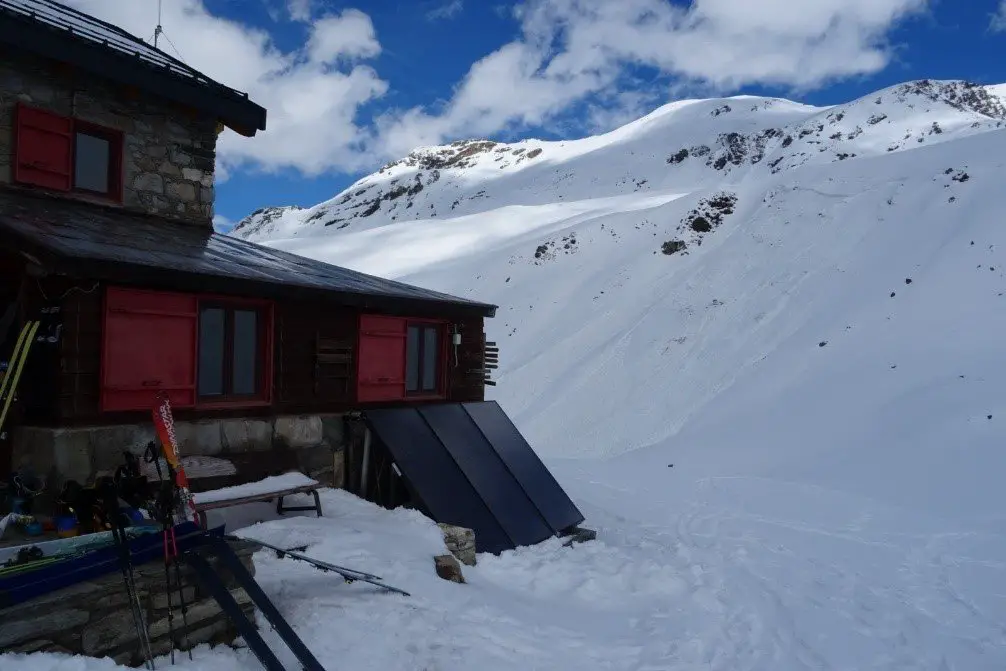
[357, 315, 407, 402]
[14, 104, 73, 192]
[101, 287, 198, 412]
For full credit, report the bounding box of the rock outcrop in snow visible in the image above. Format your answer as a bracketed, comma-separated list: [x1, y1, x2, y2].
[232, 79, 1004, 243]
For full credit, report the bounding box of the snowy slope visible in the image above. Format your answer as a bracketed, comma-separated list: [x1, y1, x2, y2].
[232, 79, 1006, 473]
[233, 79, 1004, 242]
[8, 80, 1006, 670]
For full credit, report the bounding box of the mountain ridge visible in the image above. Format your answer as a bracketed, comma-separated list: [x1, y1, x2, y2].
[231, 78, 1005, 241]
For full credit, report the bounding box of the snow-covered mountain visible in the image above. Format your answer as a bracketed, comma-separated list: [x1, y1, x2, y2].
[213, 79, 1006, 667]
[231, 78, 1006, 469]
[233, 79, 1005, 242]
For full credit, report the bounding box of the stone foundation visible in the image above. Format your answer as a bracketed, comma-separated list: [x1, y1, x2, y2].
[0, 539, 258, 666]
[12, 413, 347, 493]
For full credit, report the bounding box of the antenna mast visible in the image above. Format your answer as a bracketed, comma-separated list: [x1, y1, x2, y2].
[153, 0, 163, 48]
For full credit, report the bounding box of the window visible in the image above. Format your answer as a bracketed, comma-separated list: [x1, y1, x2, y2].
[101, 287, 272, 413]
[406, 323, 441, 395]
[197, 304, 266, 401]
[357, 315, 444, 402]
[74, 129, 113, 194]
[13, 103, 122, 200]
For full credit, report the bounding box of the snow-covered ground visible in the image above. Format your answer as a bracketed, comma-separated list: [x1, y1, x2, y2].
[7, 79, 1006, 669]
[8, 482, 1006, 670]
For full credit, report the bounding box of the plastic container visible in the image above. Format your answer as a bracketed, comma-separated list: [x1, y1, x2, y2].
[55, 515, 78, 538]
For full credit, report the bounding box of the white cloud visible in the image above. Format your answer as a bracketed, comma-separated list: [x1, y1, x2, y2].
[428, 0, 464, 21]
[60, 0, 930, 182]
[62, 0, 387, 178]
[307, 9, 381, 63]
[374, 0, 930, 158]
[992, 1, 1006, 32]
[583, 89, 664, 135]
[212, 215, 234, 233]
[287, 0, 312, 22]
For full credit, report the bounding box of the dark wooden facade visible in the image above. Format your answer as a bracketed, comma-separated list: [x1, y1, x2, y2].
[5, 272, 491, 428]
[0, 0, 497, 479]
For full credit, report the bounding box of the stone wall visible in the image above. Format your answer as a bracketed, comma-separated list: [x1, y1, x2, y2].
[12, 413, 347, 493]
[0, 49, 217, 226]
[0, 539, 258, 666]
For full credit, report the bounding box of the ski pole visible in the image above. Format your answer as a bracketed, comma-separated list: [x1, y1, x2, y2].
[102, 483, 155, 669]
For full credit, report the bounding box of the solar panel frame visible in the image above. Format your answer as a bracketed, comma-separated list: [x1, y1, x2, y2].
[417, 403, 554, 549]
[364, 406, 514, 555]
[462, 401, 585, 535]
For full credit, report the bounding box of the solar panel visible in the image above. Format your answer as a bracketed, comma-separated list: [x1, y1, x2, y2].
[365, 403, 585, 556]
[364, 407, 513, 555]
[462, 402, 585, 534]
[417, 403, 554, 548]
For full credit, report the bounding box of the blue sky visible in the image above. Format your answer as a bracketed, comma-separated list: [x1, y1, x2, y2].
[68, 0, 1006, 231]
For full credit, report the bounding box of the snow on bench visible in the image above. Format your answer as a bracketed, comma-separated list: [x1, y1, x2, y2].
[191, 471, 323, 529]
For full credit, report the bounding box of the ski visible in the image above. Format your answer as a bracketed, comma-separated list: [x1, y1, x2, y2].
[184, 550, 287, 671]
[226, 534, 410, 597]
[143, 433, 195, 663]
[225, 535, 383, 581]
[151, 391, 198, 524]
[0, 320, 40, 437]
[0, 319, 32, 400]
[202, 535, 327, 671]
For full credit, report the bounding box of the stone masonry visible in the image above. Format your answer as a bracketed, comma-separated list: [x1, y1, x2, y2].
[0, 539, 258, 666]
[437, 523, 477, 566]
[0, 50, 218, 227]
[12, 413, 346, 493]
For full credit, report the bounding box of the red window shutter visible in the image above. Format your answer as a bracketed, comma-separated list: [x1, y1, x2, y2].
[357, 315, 407, 402]
[101, 287, 198, 412]
[13, 103, 73, 192]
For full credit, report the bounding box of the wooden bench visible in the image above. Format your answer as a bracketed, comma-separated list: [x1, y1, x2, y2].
[189, 472, 324, 530]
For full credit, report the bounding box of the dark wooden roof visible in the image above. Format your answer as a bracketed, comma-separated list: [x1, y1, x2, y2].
[0, 190, 497, 318]
[0, 0, 266, 136]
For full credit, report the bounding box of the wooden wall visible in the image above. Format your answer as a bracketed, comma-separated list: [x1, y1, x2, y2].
[12, 272, 90, 425]
[15, 280, 490, 426]
[273, 299, 359, 414]
[449, 316, 488, 403]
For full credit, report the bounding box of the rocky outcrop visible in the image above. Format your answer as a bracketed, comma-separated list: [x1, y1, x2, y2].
[433, 554, 465, 584]
[438, 523, 476, 567]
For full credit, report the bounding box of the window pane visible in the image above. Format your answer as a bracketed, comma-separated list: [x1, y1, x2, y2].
[198, 308, 225, 396]
[406, 325, 420, 391]
[232, 310, 258, 395]
[75, 132, 110, 193]
[422, 326, 439, 391]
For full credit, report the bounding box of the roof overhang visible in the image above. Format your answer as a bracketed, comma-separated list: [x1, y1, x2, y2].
[0, 190, 497, 320]
[0, 3, 267, 136]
